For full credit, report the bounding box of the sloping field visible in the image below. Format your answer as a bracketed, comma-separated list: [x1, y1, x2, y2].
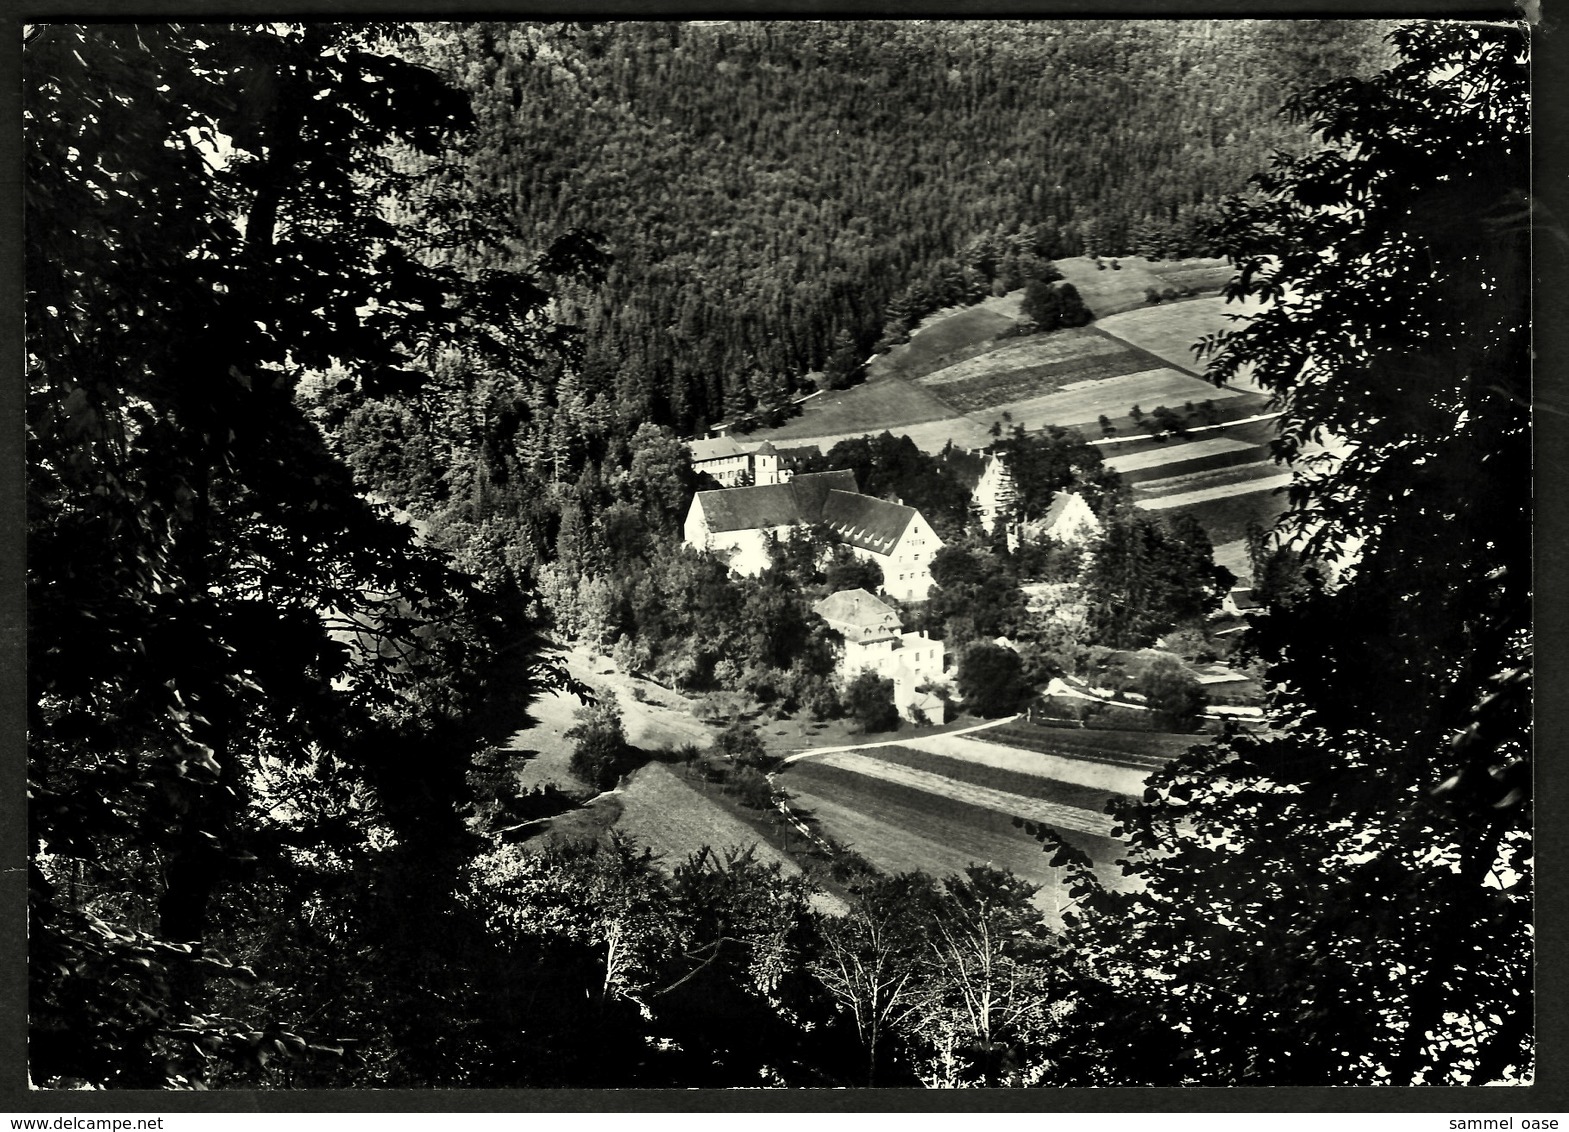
[614, 762, 804, 876]
[749, 415, 996, 459]
[1054, 256, 1233, 318]
[967, 367, 1256, 432]
[1156, 486, 1292, 546]
[898, 730, 1155, 797]
[750, 376, 957, 443]
[1096, 295, 1268, 382]
[867, 305, 1020, 384]
[784, 771, 1133, 921]
[858, 745, 1124, 814]
[1137, 468, 1292, 510]
[914, 328, 1159, 413]
[1106, 434, 1257, 474]
[1105, 434, 1262, 478]
[817, 751, 1115, 837]
[785, 787, 1071, 917]
[970, 722, 1200, 772]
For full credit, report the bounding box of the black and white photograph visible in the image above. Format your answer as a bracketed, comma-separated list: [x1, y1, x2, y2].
[19, 12, 1539, 1099]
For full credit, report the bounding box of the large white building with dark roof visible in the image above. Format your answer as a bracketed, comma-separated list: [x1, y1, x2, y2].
[682, 470, 943, 600]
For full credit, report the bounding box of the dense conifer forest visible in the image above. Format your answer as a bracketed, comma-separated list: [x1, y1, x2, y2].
[416, 20, 1392, 431]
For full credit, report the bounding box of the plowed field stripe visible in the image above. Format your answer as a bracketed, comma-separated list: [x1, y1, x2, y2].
[821, 752, 1116, 837]
[1137, 473, 1291, 510]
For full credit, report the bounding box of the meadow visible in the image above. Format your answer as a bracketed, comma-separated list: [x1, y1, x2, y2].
[1054, 255, 1234, 318]
[1095, 293, 1269, 381]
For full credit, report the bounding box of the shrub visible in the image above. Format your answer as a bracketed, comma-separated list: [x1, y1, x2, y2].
[845, 669, 899, 733]
[729, 766, 776, 810]
[566, 697, 636, 791]
[1136, 657, 1208, 732]
[957, 643, 1029, 717]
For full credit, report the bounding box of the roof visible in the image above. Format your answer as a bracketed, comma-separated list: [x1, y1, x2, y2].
[753, 441, 779, 456]
[692, 470, 858, 534]
[821, 490, 917, 555]
[814, 588, 901, 632]
[689, 435, 747, 462]
[1228, 587, 1262, 610]
[775, 444, 821, 465]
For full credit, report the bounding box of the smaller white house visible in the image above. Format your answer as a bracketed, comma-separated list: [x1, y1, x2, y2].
[1027, 490, 1103, 547]
[688, 436, 818, 487]
[814, 588, 947, 723]
[688, 434, 753, 487]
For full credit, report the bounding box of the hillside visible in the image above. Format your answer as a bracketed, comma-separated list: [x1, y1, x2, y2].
[418, 20, 1393, 432]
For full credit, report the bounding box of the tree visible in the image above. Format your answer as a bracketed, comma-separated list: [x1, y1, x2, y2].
[844, 670, 899, 734]
[26, 23, 592, 1087]
[1081, 509, 1229, 648]
[1134, 657, 1207, 732]
[567, 697, 633, 791]
[913, 866, 1059, 1086]
[624, 422, 696, 535]
[1070, 23, 1531, 1085]
[812, 873, 939, 1085]
[956, 643, 1028, 718]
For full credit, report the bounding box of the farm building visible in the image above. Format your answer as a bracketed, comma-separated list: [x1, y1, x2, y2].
[1025, 490, 1103, 547]
[813, 588, 947, 723]
[683, 471, 944, 600]
[688, 436, 819, 487]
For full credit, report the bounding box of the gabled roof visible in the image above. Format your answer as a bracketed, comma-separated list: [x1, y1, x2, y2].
[1043, 490, 1099, 533]
[775, 444, 821, 465]
[692, 470, 858, 534]
[814, 588, 901, 634]
[689, 434, 747, 462]
[821, 490, 917, 555]
[1228, 587, 1262, 611]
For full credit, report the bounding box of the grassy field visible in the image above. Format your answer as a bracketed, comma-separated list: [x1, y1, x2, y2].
[814, 750, 1116, 837]
[1095, 294, 1268, 379]
[843, 745, 1125, 816]
[973, 721, 1202, 771]
[613, 762, 803, 873]
[868, 304, 1022, 384]
[967, 367, 1257, 433]
[1108, 439, 1268, 486]
[914, 329, 1161, 414]
[783, 765, 1133, 920]
[1138, 469, 1292, 511]
[1054, 256, 1233, 318]
[1158, 486, 1292, 546]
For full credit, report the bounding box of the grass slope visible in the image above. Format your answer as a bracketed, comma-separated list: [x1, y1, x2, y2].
[1096, 293, 1268, 377]
[816, 750, 1116, 837]
[1054, 256, 1234, 318]
[613, 762, 804, 874]
[854, 745, 1125, 815]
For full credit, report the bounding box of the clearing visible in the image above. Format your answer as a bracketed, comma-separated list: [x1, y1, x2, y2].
[732, 377, 992, 456]
[1095, 294, 1269, 388]
[966, 367, 1255, 433]
[914, 327, 1161, 413]
[1054, 255, 1234, 318]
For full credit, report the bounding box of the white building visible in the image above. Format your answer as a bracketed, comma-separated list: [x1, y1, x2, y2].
[1029, 489, 1103, 547]
[683, 471, 944, 600]
[813, 588, 947, 723]
[688, 436, 818, 487]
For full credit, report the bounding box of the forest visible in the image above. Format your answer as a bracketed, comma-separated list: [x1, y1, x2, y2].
[24, 19, 1531, 1092]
